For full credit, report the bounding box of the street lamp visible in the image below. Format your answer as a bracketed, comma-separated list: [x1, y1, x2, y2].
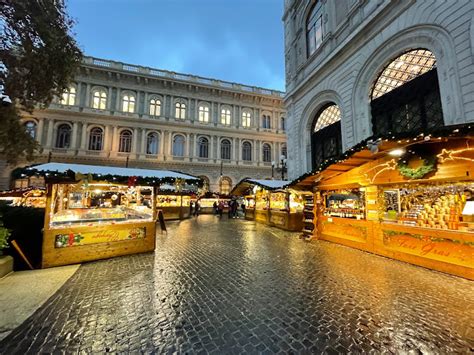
[271, 155, 287, 180]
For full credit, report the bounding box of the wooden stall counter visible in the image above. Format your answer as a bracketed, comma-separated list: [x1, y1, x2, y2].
[255, 209, 270, 224]
[318, 216, 374, 252]
[269, 210, 303, 231]
[245, 208, 255, 220]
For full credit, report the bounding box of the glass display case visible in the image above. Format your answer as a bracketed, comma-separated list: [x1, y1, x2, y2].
[322, 189, 366, 219]
[270, 192, 287, 211]
[289, 192, 305, 213]
[255, 190, 269, 210]
[381, 182, 474, 232]
[49, 183, 154, 228]
[156, 195, 182, 207]
[245, 196, 255, 209]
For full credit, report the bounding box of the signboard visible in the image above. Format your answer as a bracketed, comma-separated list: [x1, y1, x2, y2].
[55, 227, 146, 248]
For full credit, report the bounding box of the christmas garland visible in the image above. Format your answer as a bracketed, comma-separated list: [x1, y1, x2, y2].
[397, 152, 437, 179]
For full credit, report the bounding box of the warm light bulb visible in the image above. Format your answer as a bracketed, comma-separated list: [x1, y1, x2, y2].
[389, 148, 405, 157]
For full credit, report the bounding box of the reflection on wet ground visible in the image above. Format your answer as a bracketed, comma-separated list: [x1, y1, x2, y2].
[1, 215, 473, 353]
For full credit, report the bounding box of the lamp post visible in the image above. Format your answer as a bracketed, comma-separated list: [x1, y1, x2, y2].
[272, 156, 287, 180]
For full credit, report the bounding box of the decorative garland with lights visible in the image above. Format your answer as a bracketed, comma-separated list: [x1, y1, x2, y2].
[397, 151, 437, 179]
[11, 166, 204, 188]
[285, 123, 474, 189]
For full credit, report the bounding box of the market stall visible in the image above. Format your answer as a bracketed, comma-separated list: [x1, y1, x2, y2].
[13, 163, 201, 268]
[155, 193, 193, 220]
[0, 187, 46, 208]
[231, 179, 308, 231]
[290, 124, 474, 279]
[198, 194, 231, 214]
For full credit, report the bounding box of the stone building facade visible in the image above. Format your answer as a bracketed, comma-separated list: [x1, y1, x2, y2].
[1, 56, 287, 192]
[283, 0, 474, 179]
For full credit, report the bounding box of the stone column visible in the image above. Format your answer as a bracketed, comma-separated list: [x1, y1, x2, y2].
[159, 130, 165, 156]
[111, 126, 118, 152]
[36, 118, 44, 145]
[46, 119, 54, 148]
[86, 83, 91, 107]
[141, 128, 147, 154]
[79, 122, 88, 150]
[71, 121, 79, 150]
[132, 127, 139, 154]
[168, 131, 173, 155]
[104, 125, 111, 151]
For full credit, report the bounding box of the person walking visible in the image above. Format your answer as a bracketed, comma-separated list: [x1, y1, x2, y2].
[194, 200, 200, 217]
[213, 201, 218, 215]
[218, 200, 224, 218]
[232, 199, 238, 218]
[228, 200, 233, 219]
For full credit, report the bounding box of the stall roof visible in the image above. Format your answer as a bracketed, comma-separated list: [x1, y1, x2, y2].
[231, 178, 288, 196]
[15, 162, 202, 186]
[286, 123, 474, 191]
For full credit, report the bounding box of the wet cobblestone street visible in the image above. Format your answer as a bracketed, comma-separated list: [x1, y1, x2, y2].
[1, 216, 473, 354]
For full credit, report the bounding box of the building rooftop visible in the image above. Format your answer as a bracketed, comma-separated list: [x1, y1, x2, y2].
[83, 56, 286, 99]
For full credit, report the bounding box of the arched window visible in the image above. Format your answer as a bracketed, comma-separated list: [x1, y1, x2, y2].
[122, 93, 136, 113]
[220, 139, 231, 160]
[262, 143, 272, 162]
[61, 86, 76, 106]
[219, 177, 232, 195]
[306, 1, 323, 56]
[311, 104, 342, 169]
[262, 115, 271, 129]
[370, 49, 442, 136]
[92, 88, 107, 110]
[242, 111, 251, 127]
[198, 105, 210, 123]
[24, 121, 37, 139]
[119, 130, 133, 153]
[198, 137, 209, 158]
[149, 98, 161, 116]
[242, 141, 252, 161]
[175, 102, 186, 119]
[221, 108, 231, 125]
[173, 135, 185, 156]
[281, 117, 286, 131]
[146, 132, 159, 155]
[281, 144, 287, 159]
[56, 124, 71, 148]
[199, 176, 210, 192]
[88, 127, 103, 151]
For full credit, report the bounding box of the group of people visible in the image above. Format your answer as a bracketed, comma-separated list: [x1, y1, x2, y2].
[213, 200, 244, 218]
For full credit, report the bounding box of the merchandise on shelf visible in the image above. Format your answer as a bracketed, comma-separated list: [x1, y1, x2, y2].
[289, 192, 305, 213]
[49, 183, 154, 228]
[382, 182, 474, 232]
[245, 196, 255, 209]
[323, 189, 366, 219]
[156, 195, 182, 207]
[255, 190, 269, 210]
[302, 194, 315, 236]
[270, 192, 287, 211]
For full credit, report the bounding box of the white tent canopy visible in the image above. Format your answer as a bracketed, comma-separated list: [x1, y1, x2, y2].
[246, 179, 288, 189]
[28, 163, 200, 181]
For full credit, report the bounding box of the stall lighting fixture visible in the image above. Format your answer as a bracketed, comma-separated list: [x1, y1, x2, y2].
[388, 148, 405, 157]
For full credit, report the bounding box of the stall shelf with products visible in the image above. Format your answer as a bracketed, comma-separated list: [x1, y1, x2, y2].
[13, 162, 202, 268]
[0, 187, 46, 208]
[287, 126, 474, 279]
[244, 195, 256, 220]
[156, 193, 193, 220]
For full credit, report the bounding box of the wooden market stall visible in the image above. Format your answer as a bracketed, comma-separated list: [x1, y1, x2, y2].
[231, 179, 308, 231]
[156, 193, 194, 220]
[290, 125, 474, 279]
[197, 193, 231, 214]
[0, 187, 46, 208]
[14, 163, 202, 268]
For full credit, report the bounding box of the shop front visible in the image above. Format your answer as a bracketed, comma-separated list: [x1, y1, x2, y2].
[13, 163, 201, 268]
[291, 126, 474, 279]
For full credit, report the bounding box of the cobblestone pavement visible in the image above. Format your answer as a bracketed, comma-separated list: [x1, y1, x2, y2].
[1, 216, 473, 354]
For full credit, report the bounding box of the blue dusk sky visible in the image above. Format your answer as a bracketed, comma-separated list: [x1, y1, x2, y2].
[68, 0, 286, 91]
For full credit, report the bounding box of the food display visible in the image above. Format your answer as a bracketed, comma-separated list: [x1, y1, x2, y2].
[323, 189, 366, 219]
[156, 195, 182, 207]
[255, 190, 269, 210]
[382, 183, 474, 231]
[289, 192, 305, 213]
[270, 192, 287, 211]
[245, 196, 255, 209]
[49, 183, 154, 228]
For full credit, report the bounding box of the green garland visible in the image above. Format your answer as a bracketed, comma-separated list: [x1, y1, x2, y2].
[397, 152, 437, 179]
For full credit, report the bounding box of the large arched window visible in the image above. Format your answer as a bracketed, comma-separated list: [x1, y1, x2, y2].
[220, 139, 231, 160]
[146, 132, 159, 155]
[122, 92, 136, 113]
[173, 135, 185, 156]
[198, 104, 210, 123]
[242, 111, 251, 127]
[56, 124, 71, 148]
[24, 121, 37, 139]
[262, 143, 272, 162]
[88, 127, 103, 151]
[262, 115, 271, 129]
[242, 141, 252, 161]
[219, 176, 232, 195]
[198, 137, 209, 158]
[92, 88, 107, 110]
[175, 102, 186, 119]
[370, 49, 443, 136]
[61, 86, 76, 106]
[221, 108, 231, 125]
[311, 104, 342, 169]
[306, 1, 323, 57]
[149, 98, 161, 116]
[199, 176, 210, 192]
[119, 130, 133, 153]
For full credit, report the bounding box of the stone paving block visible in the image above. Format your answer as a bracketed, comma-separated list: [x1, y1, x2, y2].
[0, 216, 473, 353]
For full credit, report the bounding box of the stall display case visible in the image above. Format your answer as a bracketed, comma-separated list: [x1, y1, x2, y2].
[43, 182, 157, 268]
[322, 189, 366, 219]
[156, 194, 192, 220]
[381, 183, 474, 231]
[244, 195, 255, 220]
[302, 194, 316, 237]
[255, 190, 270, 223]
